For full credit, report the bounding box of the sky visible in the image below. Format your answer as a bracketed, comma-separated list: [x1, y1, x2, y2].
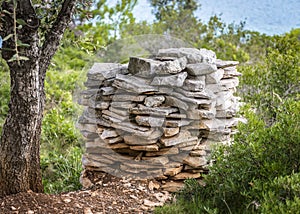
[132, 0, 300, 35]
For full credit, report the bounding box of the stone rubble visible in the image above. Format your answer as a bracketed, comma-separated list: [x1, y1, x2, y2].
[78, 47, 243, 192]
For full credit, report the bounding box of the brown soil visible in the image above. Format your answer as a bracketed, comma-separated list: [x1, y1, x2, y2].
[0, 172, 173, 214]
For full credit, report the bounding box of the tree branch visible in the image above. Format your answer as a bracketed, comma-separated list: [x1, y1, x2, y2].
[39, 0, 77, 76]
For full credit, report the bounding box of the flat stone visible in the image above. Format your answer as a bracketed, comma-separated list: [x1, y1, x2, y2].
[215, 59, 239, 68]
[190, 150, 207, 157]
[130, 104, 178, 116]
[157, 48, 205, 64]
[183, 77, 205, 91]
[100, 129, 119, 139]
[172, 172, 201, 180]
[83, 154, 115, 165]
[112, 94, 146, 102]
[166, 113, 187, 119]
[145, 147, 179, 157]
[113, 74, 158, 94]
[161, 181, 184, 192]
[223, 66, 242, 78]
[102, 110, 128, 122]
[142, 156, 169, 165]
[84, 79, 103, 88]
[160, 130, 196, 147]
[109, 143, 130, 149]
[76, 123, 98, 133]
[171, 91, 212, 105]
[109, 106, 129, 117]
[110, 101, 136, 109]
[104, 136, 123, 144]
[175, 139, 199, 149]
[135, 115, 165, 127]
[130, 144, 160, 151]
[183, 156, 207, 168]
[186, 63, 217, 76]
[199, 48, 216, 63]
[128, 56, 187, 76]
[219, 77, 239, 89]
[164, 96, 189, 111]
[206, 69, 224, 84]
[164, 119, 192, 128]
[78, 115, 111, 127]
[175, 88, 213, 99]
[216, 109, 236, 118]
[150, 72, 188, 87]
[87, 63, 125, 80]
[144, 95, 165, 107]
[124, 135, 158, 146]
[164, 165, 183, 176]
[163, 127, 180, 137]
[186, 109, 216, 120]
[100, 86, 116, 95]
[160, 57, 188, 74]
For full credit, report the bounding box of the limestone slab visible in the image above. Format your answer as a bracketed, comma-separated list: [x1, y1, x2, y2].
[150, 72, 188, 87]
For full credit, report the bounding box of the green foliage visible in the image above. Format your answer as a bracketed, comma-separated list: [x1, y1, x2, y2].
[0, 59, 9, 134]
[41, 146, 82, 194]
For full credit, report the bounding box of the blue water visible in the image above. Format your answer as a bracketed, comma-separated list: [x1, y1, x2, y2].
[132, 0, 300, 35]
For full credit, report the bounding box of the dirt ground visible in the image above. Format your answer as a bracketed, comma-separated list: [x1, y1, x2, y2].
[0, 172, 173, 214]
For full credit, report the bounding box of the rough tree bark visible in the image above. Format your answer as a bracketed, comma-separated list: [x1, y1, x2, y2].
[0, 0, 77, 197]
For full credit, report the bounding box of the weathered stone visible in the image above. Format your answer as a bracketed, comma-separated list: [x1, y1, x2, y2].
[165, 119, 192, 127]
[163, 127, 180, 137]
[172, 172, 201, 180]
[144, 95, 165, 107]
[130, 104, 178, 116]
[164, 96, 189, 111]
[199, 48, 217, 64]
[216, 109, 236, 118]
[113, 74, 158, 94]
[161, 181, 184, 192]
[164, 165, 183, 176]
[171, 91, 212, 105]
[110, 101, 136, 109]
[145, 147, 179, 157]
[166, 113, 187, 119]
[223, 66, 242, 78]
[160, 130, 196, 147]
[183, 77, 205, 91]
[87, 63, 125, 80]
[186, 109, 216, 120]
[128, 56, 187, 76]
[112, 94, 146, 102]
[206, 69, 224, 84]
[142, 156, 169, 165]
[158, 48, 208, 64]
[190, 150, 207, 157]
[109, 106, 129, 117]
[175, 88, 213, 99]
[100, 86, 116, 95]
[160, 57, 188, 74]
[102, 110, 127, 122]
[76, 123, 98, 133]
[104, 136, 123, 144]
[175, 139, 199, 149]
[186, 63, 217, 76]
[124, 135, 158, 146]
[215, 59, 239, 68]
[84, 79, 103, 88]
[130, 144, 160, 151]
[100, 129, 119, 139]
[78, 114, 111, 127]
[183, 156, 207, 168]
[135, 115, 165, 127]
[83, 154, 115, 165]
[219, 77, 239, 89]
[109, 143, 130, 149]
[151, 72, 188, 87]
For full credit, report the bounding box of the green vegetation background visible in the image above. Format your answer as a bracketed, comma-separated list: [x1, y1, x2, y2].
[0, 1, 299, 212]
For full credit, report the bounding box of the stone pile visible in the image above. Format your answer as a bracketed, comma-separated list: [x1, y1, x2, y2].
[78, 48, 243, 192]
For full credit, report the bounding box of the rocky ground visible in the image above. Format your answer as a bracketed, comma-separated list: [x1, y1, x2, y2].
[0, 172, 173, 214]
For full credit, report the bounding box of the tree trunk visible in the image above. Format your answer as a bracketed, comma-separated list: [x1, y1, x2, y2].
[0, 56, 45, 197]
[0, 0, 77, 197]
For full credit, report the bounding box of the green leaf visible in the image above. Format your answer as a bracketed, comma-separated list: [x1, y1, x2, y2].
[2, 10, 12, 15]
[2, 34, 13, 41]
[16, 19, 27, 26]
[18, 56, 30, 61]
[7, 54, 18, 62]
[17, 40, 30, 47]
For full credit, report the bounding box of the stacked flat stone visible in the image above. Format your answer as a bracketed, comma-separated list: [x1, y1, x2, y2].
[78, 48, 242, 192]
